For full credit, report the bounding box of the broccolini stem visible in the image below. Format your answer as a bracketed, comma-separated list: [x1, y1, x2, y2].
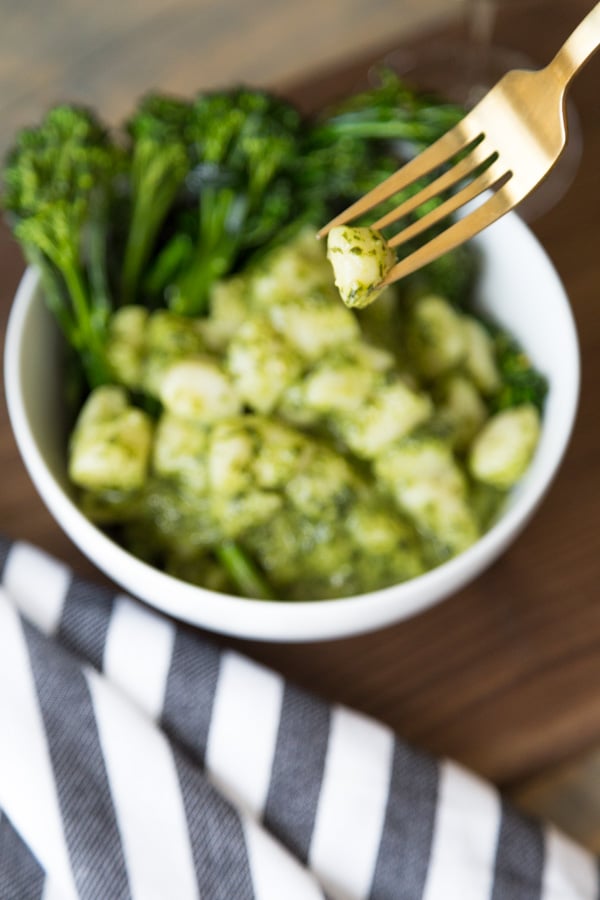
[23, 247, 75, 341]
[167, 187, 241, 315]
[62, 263, 111, 387]
[121, 145, 188, 305]
[86, 198, 112, 322]
[317, 121, 430, 140]
[166, 254, 213, 316]
[121, 203, 154, 305]
[122, 182, 172, 305]
[61, 264, 96, 343]
[216, 542, 276, 601]
[144, 233, 194, 298]
[314, 106, 464, 145]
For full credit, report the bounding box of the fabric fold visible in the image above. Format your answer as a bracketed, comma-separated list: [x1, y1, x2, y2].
[0, 537, 597, 900]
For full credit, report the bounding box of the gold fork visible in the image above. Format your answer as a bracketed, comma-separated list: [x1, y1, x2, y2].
[318, 3, 600, 286]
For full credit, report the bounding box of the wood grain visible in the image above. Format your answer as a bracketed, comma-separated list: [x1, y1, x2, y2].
[1, 0, 600, 851]
[0, 0, 460, 153]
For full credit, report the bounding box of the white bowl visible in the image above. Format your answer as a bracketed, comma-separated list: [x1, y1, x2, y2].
[4, 211, 579, 642]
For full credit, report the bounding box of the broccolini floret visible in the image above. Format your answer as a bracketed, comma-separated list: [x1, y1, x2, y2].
[313, 68, 465, 148]
[162, 87, 303, 315]
[3, 104, 121, 386]
[301, 69, 464, 212]
[490, 327, 548, 412]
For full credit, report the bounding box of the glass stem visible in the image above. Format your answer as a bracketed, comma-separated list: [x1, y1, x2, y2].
[465, 0, 498, 47]
[464, 0, 499, 104]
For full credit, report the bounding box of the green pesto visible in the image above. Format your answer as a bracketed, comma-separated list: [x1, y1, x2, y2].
[68, 229, 544, 601]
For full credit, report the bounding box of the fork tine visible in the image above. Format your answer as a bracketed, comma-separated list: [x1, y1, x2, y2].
[316, 116, 483, 239]
[387, 161, 509, 249]
[371, 145, 496, 231]
[380, 189, 513, 286]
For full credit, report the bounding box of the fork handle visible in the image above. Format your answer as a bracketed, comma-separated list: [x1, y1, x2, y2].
[549, 2, 600, 85]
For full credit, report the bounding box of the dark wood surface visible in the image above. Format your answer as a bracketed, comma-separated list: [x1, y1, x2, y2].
[1, 0, 599, 847]
[0, 0, 458, 156]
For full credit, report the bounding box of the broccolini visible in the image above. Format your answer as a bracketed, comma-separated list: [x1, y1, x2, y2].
[3, 105, 121, 386]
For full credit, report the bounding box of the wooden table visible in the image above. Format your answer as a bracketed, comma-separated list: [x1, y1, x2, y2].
[1, 0, 599, 850]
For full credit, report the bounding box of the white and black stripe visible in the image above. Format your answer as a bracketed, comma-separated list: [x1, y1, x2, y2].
[2, 542, 68, 635]
[0, 812, 45, 900]
[161, 629, 221, 757]
[206, 651, 284, 817]
[57, 577, 116, 670]
[491, 802, 545, 899]
[0, 593, 78, 899]
[23, 621, 131, 899]
[308, 706, 395, 898]
[87, 669, 198, 900]
[103, 594, 175, 720]
[421, 761, 501, 900]
[172, 750, 256, 899]
[263, 683, 331, 863]
[369, 740, 439, 898]
[0, 537, 598, 900]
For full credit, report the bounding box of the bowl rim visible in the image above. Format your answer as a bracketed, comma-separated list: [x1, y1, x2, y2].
[4, 214, 580, 642]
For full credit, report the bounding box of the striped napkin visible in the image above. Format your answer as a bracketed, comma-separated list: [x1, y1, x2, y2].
[0, 538, 598, 900]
